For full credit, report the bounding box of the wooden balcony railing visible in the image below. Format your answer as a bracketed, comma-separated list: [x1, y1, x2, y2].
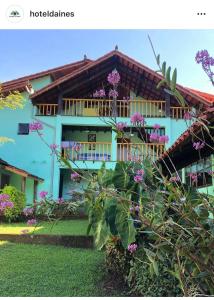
[36, 104, 58, 116]
[35, 99, 190, 119]
[170, 106, 191, 119]
[62, 142, 112, 161]
[61, 142, 164, 162]
[117, 143, 165, 161]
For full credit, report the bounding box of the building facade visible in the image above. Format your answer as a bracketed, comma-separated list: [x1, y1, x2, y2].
[0, 50, 213, 204]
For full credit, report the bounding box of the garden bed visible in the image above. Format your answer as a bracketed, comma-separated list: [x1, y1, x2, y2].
[0, 220, 93, 248]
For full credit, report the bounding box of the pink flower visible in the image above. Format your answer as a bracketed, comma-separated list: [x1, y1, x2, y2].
[29, 121, 43, 131]
[130, 112, 145, 125]
[136, 169, 144, 176]
[116, 122, 127, 131]
[159, 135, 169, 143]
[149, 132, 160, 142]
[128, 243, 138, 254]
[0, 194, 10, 201]
[107, 69, 120, 86]
[39, 191, 48, 199]
[134, 175, 143, 183]
[109, 89, 118, 98]
[193, 141, 205, 150]
[189, 172, 198, 183]
[23, 207, 34, 216]
[169, 176, 181, 183]
[71, 172, 80, 181]
[93, 90, 99, 98]
[184, 111, 192, 120]
[27, 219, 37, 226]
[153, 124, 161, 130]
[72, 144, 82, 152]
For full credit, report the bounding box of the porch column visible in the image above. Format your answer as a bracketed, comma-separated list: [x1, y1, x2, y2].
[33, 180, 38, 205]
[21, 177, 26, 193]
[111, 130, 117, 161]
[165, 93, 171, 117]
[52, 117, 62, 199]
[57, 93, 63, 115]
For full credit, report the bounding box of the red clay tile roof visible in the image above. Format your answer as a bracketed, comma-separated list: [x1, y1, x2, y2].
[29, 50, 214, 107]
[158, 107, 214, 162]
[0, 158, 44, 181]
[186, 88, 214, 104]
[2, 58, 92, 93]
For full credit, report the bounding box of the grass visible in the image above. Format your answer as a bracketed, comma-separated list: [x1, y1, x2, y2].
[0, 219, 90, 236]
[0, 241, 124, 297]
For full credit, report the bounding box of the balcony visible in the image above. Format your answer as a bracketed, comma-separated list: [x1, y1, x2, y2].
[61, 141, 165, 162]
[35, 98, 191, 119]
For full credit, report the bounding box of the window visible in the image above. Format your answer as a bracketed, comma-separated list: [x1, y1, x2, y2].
[18, 123, 29, 135]
[185, 157, 213, 188]
[0, 174, 10, 189]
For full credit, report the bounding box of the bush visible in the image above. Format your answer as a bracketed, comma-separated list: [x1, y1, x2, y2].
[127, 257, 182, 297]
[0, 186, 26, 221]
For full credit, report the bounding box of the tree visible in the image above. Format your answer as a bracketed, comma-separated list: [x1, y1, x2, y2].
[0, 84, 25, 144]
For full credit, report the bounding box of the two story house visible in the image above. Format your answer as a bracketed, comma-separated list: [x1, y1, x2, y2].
[0, 49, 213, 203]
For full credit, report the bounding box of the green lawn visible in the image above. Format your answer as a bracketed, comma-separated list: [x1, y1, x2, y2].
[0, 219, 90, 235]
[0, 241, 123, 297]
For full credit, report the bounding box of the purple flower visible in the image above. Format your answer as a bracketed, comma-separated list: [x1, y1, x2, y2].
[135, 205, 140, 212]
[130, 112, 145, 125]
[50, 143, 58, 150]
[57, 197, 64, 204]
[153, 124, 161, 130]
[23, 207, 34, 216]
[129, 206, 134, 212]
[128, 243, 138, 254]
[193, 141, 205, 150]
[195, 50, 214, 85]
[183, 111, 192, 120]
[27, 219, 37, 226]
[159, 135, 169, 143]
[134, 175, 143, 183]
[29, 121, 43, 131]
[0, 194, 10, 201]
[149, 132, 160, 142]
[109, 89, 118, 98]
[136, 169, 145, 176]
[107, 69, 120, 86]
[0, 201, 14, 211]
[93, 89, 106, 98]
[71, 172, 80, 181]
[116, 122, 127, 131]
[39, 191, 48, 199]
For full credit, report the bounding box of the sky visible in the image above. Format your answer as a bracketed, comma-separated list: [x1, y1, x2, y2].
[0, 29, 214, 93]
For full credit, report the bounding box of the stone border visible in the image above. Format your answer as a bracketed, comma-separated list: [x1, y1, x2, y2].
[0, 233, 94, 249]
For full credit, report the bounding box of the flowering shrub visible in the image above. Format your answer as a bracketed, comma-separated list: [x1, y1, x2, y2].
[0, 186, 26, 221]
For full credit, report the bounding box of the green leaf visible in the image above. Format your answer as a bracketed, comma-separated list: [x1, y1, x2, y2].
[115, 207, 136, 248]
[156, 79, 166, 89]
[173, 89, 185, 107]
[156, 54, 160, 65]
[166, 67, 171, 84]
[161, 61, 166, 76]
[171, 68, 177, 91]
[152, 260, 159, 276]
